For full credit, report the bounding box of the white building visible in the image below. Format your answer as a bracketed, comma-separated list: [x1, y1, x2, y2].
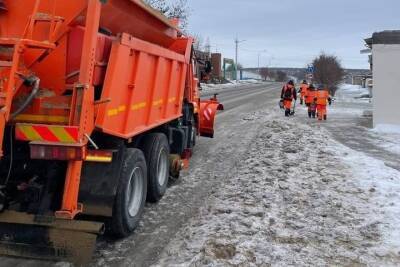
[365, 31, 400, 128]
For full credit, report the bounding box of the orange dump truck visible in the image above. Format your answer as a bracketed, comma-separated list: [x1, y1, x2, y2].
[0, 0, 222, 264]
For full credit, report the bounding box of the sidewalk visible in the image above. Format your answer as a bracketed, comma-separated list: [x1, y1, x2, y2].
[300, 84, 400, 171]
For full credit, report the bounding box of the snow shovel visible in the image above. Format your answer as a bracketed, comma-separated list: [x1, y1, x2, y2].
[290, 99, 297, 116]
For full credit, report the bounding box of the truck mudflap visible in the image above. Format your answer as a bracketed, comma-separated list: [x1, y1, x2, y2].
[0, 211, 104, 265]
[199, 94, 224, 138]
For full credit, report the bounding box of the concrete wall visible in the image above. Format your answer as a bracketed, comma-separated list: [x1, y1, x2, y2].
[372, 44, 400, 127]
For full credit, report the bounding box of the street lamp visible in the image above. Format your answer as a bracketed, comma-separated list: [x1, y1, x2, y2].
[235, 38, 246, 83]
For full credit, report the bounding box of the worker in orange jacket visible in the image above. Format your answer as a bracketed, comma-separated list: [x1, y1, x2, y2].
[298, 80, 308, 105]
[280, 80, 297, 117]
[304, 84, 317, 118]
[315, 85, 332, 121]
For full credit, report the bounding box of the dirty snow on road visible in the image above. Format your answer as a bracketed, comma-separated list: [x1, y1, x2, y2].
[153, 108, 400, 266]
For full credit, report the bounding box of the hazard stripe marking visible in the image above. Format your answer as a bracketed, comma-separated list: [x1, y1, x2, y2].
[15, 127, 28, 141]
[18, 125, 42, 141]
[32, 126, 59, 142]
[64, 127, 79, 142]
[49, 127, 76, 143]
[15, 124, 80, 143]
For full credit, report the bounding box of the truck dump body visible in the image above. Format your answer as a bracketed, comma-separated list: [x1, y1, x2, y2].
[96, 33, 191, 138]
[0, 0, 222, 264]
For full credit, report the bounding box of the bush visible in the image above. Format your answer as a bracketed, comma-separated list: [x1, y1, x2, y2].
[259, 68, 269, 81]
[312, 53, 344, 95]
[276, 71, 288, 82]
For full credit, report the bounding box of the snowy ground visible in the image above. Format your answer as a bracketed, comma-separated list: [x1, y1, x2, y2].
[152, 85, 400, 266]
[369, 126, 400, 156]
[200, 80, 263, 92]
[334, 84, 400, 157]
[335, 84, 371, 103]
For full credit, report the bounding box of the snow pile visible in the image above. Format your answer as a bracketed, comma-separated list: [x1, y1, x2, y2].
[373, 124, 400, 134]
[335, 84, 370, 103]
[153, 115, 400, 266]
[329, 84, 372, 117]
[369, 124, 400, 155]
[200, 82, 238, 91]
[330, 142, 400, 259]
[242, 71, 261, 80]
[200, 80, 263, 92]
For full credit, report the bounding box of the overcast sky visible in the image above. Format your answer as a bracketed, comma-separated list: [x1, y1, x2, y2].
[186, 0, 399, 69]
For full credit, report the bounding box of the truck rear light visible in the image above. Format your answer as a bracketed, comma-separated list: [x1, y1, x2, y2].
[30, 144, 84, 161]
[85, 150, 113, 163]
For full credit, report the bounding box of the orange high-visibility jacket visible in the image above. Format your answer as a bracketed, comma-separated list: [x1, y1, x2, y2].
[300, 84, 308, 97]
[315, 89, 331, 105]
[305, 89, 316, 104]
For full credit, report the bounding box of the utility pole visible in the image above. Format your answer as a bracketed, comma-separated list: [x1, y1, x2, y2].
[235, 38, 239, 83]
[257, 50, 267, 72]
[235, 37, 246, 83]
[205, 37, 211, 56]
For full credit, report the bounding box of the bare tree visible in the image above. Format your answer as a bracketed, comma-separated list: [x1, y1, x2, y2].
[144, 0, 169, 13]
[312, 53, 345, 95]
[276, 70, 288, 82]
[168, 0, 189, 30]
[259, 67, 269, 81]
[269, 70, 277, 81]
[144, 0, 189, 31]
[193, 34, 204, 51]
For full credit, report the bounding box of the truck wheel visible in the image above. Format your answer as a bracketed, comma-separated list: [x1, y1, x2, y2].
[111, 148, 147, 238]
[139, 133, 170, 202]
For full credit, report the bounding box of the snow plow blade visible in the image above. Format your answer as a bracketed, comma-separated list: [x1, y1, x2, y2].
[199, 94, 224, 138]
[0, 211, 104, 265]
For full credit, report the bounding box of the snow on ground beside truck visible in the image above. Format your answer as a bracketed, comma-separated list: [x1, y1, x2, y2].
[200, 80, 262, 92]
[153, 108, 400, 266]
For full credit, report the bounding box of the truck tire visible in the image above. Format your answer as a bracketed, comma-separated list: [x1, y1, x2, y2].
[111, 148, 147, 238]
[139, 133, 170, 202]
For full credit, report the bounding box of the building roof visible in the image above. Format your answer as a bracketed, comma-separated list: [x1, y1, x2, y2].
[365, 30, 400, 48]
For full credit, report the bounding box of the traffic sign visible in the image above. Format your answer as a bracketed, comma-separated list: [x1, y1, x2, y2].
[307, 65, 314, 74]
